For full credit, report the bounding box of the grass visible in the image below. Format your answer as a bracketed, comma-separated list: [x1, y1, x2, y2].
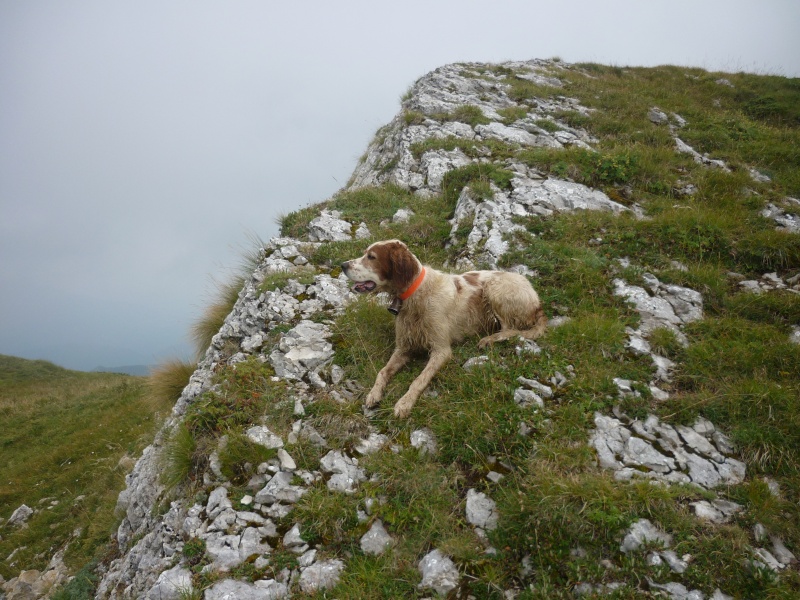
[0, 355, 173, 580]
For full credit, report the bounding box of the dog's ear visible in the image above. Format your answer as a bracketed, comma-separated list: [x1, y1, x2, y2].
[386, 241, 417, 293]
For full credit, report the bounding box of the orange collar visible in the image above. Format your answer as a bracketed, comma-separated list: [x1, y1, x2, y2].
[398, 267, 426, 300]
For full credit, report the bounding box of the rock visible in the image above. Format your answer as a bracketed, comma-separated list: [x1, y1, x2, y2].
[246, 425, 284, 449]
[711, 590, 734, 600]
[514, 388, 544, 409]
[299, 559, 345, 593]
[269, 320, 335, 383]
[298, 548, 317, 567]
[465, 489, 498, 531]
[621, 437, 675, 473]
[659, 550, 689, 574]
[418, 549, 460, 596]
[207, 487, 232, 519]
[283, 524, 305, 549]
[276, 448, 296, 471]
[690, 499, 742, 524]
[204, 532, 247, 571]
[770, 535, 797, 565]
[751, 547, 784, 572]
[463, 355, 490, 370]
[146, 565, 193, 600]
[517, 376, 553, 398]
[393, 208, 415, 223]
[676, 425, 724, 462]
[320, 450, 367, 493]
[255, 471, 306, 505]
[355, 432, 389, 455]
[7, 504, 33, 527]
[360, 520, 394, 555]
[410, 428, 437, 455]
[648, 107, 669, 125]
[648, 579, 705, 600]
[620, 519, 672, 554]
[354, 222, 371, 239]
[308, 209, 353, 242]
[204, 578, 288, 600]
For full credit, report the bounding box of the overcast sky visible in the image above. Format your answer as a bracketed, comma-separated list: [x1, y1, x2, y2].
[1, 1, 799, 371]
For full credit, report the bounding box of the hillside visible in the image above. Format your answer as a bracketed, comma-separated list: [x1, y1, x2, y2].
[8, 59, 800, 599]
[0, 355, 174, 596]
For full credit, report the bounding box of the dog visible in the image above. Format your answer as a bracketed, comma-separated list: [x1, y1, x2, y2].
[341, 240, 547, 418]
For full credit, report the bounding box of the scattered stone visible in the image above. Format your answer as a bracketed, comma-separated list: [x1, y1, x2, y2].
[308, 209, 353, 242]
[360, 520, 394, 555]
[620, 519, 673, 554]
[299, 559, 345, 594]
[574, 582, 626, 596]
[393, 208, 415, 223]
[355, 432, 389, 455]
[320, 450, 367, 493]
[204, 578, 287, 600]
[410, 428, 437, 455]
[466, 489, 498, 531]
[648, 579, 705, 600]
[276, 448, 296, 471]
[770, 535, 797, 566]
[690, 499, 743, 524]
[246, 425, 284, 449]
[648, 107, 669, 125]
[514, 388, 544, 409]
[269, 320, 335, 384]
[517, 376, 553, 398]
[254, 471, 306, 505]
[7, 504, 33, 527]
[487, 471, 504, 483]
[463, 355, 490, 370]
[751, 547, 784, 572]
[418, 549, 460, 596]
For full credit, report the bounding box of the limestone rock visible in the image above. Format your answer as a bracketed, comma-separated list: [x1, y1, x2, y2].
[360, 520, 394, 555]
[308, 209, 353, 242]
[204, 578, 288, 600]
[620, 519, 673, 554]
[319, 450, 366, 493]
[7, 504, 33, 527]
[410, 428, 437, 455]
[146, 565, 193, 600]
[246, 425, 284, 449]
[418, 549, 460, 596]
[466, 489, 498, 531]
[299, 559, 345, 593]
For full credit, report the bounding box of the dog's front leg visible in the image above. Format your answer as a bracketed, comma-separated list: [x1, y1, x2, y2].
[365, 348, 409, 408]
[393, 347, 452, 418]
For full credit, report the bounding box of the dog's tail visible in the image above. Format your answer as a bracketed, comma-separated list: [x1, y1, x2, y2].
[520, 305, 548, 340]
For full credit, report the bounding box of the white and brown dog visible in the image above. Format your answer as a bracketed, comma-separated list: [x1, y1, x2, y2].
[341, 240, 547, 418]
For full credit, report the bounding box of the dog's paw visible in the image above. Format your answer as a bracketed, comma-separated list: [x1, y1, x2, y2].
[477, 336, 492, 349]
[365, 389, 382, 408]
[393, 399, 413, 419]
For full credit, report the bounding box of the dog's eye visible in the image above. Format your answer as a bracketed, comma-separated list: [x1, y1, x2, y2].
[367, 254, 376, 260]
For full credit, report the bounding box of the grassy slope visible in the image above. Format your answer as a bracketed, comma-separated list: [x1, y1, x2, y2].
[243, 64, 799, 598]
[0, 355, 173, 580]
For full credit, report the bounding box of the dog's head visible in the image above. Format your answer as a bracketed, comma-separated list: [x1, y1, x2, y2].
[341, 240, 420, 295]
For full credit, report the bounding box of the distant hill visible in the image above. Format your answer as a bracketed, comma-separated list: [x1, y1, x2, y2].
[92, 364, 151, 376]
[0, 353, 70, 384]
